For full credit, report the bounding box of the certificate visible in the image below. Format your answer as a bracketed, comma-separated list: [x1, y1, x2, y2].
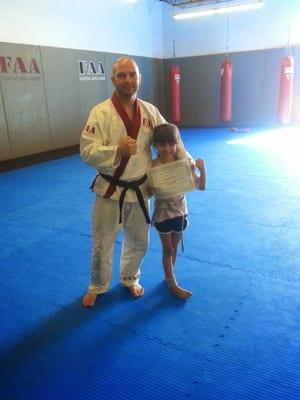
[147, 159, 195, 199]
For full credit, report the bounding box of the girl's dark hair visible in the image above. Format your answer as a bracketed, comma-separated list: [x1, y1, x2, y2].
[153, 124, 179, 144]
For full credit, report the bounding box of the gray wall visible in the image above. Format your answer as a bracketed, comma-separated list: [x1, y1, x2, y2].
[0, 43, 165, 161]
[1, 42, 299, 162]
[165, 46, 300, 127]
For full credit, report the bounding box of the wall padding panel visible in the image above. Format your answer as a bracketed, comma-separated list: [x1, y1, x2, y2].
[77, 50, 108, 128]
[196, 55, 223, 125]
[232, 50, 267, 125]
[0, 43, 51, 159]
[41, 47, 83, 149]
[134, 56, 166, 116]
[0, 87, 11, 160]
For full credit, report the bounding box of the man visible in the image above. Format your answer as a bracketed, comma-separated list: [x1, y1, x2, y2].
[80, 57, 186, 307]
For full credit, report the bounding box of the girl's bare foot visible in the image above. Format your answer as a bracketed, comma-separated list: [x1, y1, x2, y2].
[127, 283, 144, 298]
[169, 285, 192, 300]
[82, 292, 98, 307]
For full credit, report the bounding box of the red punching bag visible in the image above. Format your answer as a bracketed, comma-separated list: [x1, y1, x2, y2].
[220, 58, 233, 122]
[278, 56, 294, 124]
[169, 65, 181, 123]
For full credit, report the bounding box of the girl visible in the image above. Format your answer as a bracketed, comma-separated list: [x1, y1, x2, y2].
[150, 124, 206, 299]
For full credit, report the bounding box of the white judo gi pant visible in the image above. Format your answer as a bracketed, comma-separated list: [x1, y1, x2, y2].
[88, 195, 150, 294]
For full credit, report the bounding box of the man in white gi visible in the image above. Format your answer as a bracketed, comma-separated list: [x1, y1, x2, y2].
[80, 57, 186, 307]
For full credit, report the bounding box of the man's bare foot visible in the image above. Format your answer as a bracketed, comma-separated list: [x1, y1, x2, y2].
[82, 292, 98, 307]
[127, 283, 144, 298]
[169, 285, 192, 300]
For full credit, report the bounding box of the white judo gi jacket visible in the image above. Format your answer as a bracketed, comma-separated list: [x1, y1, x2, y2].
[80, 93, 168, 204]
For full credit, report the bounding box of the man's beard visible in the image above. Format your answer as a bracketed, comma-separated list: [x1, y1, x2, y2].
[117, 85, 138, 98]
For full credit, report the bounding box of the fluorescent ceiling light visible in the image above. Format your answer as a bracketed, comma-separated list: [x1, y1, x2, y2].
[174, 0, 264, 20]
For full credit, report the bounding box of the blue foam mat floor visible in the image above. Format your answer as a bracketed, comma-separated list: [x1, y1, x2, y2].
[0, 127, 299, 400]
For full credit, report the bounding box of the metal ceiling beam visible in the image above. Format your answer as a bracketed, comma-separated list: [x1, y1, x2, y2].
[159, 0, 247, 8]
[159, 1, 207, 7]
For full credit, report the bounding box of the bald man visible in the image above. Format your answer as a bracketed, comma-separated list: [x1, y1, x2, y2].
[80, 57, 187, 307]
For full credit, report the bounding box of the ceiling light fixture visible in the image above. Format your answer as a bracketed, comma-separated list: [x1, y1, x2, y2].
[173, 0, 264, 20]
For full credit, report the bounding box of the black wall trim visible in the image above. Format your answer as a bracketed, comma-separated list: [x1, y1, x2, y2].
[0, 145, 79, 172]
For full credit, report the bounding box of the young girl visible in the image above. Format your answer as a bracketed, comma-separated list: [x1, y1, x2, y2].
[149, 124, 206, 300]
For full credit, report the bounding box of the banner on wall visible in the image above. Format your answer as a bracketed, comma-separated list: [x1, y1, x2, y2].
[0, 56, 41, 81]
[78, 60, 106, 81]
